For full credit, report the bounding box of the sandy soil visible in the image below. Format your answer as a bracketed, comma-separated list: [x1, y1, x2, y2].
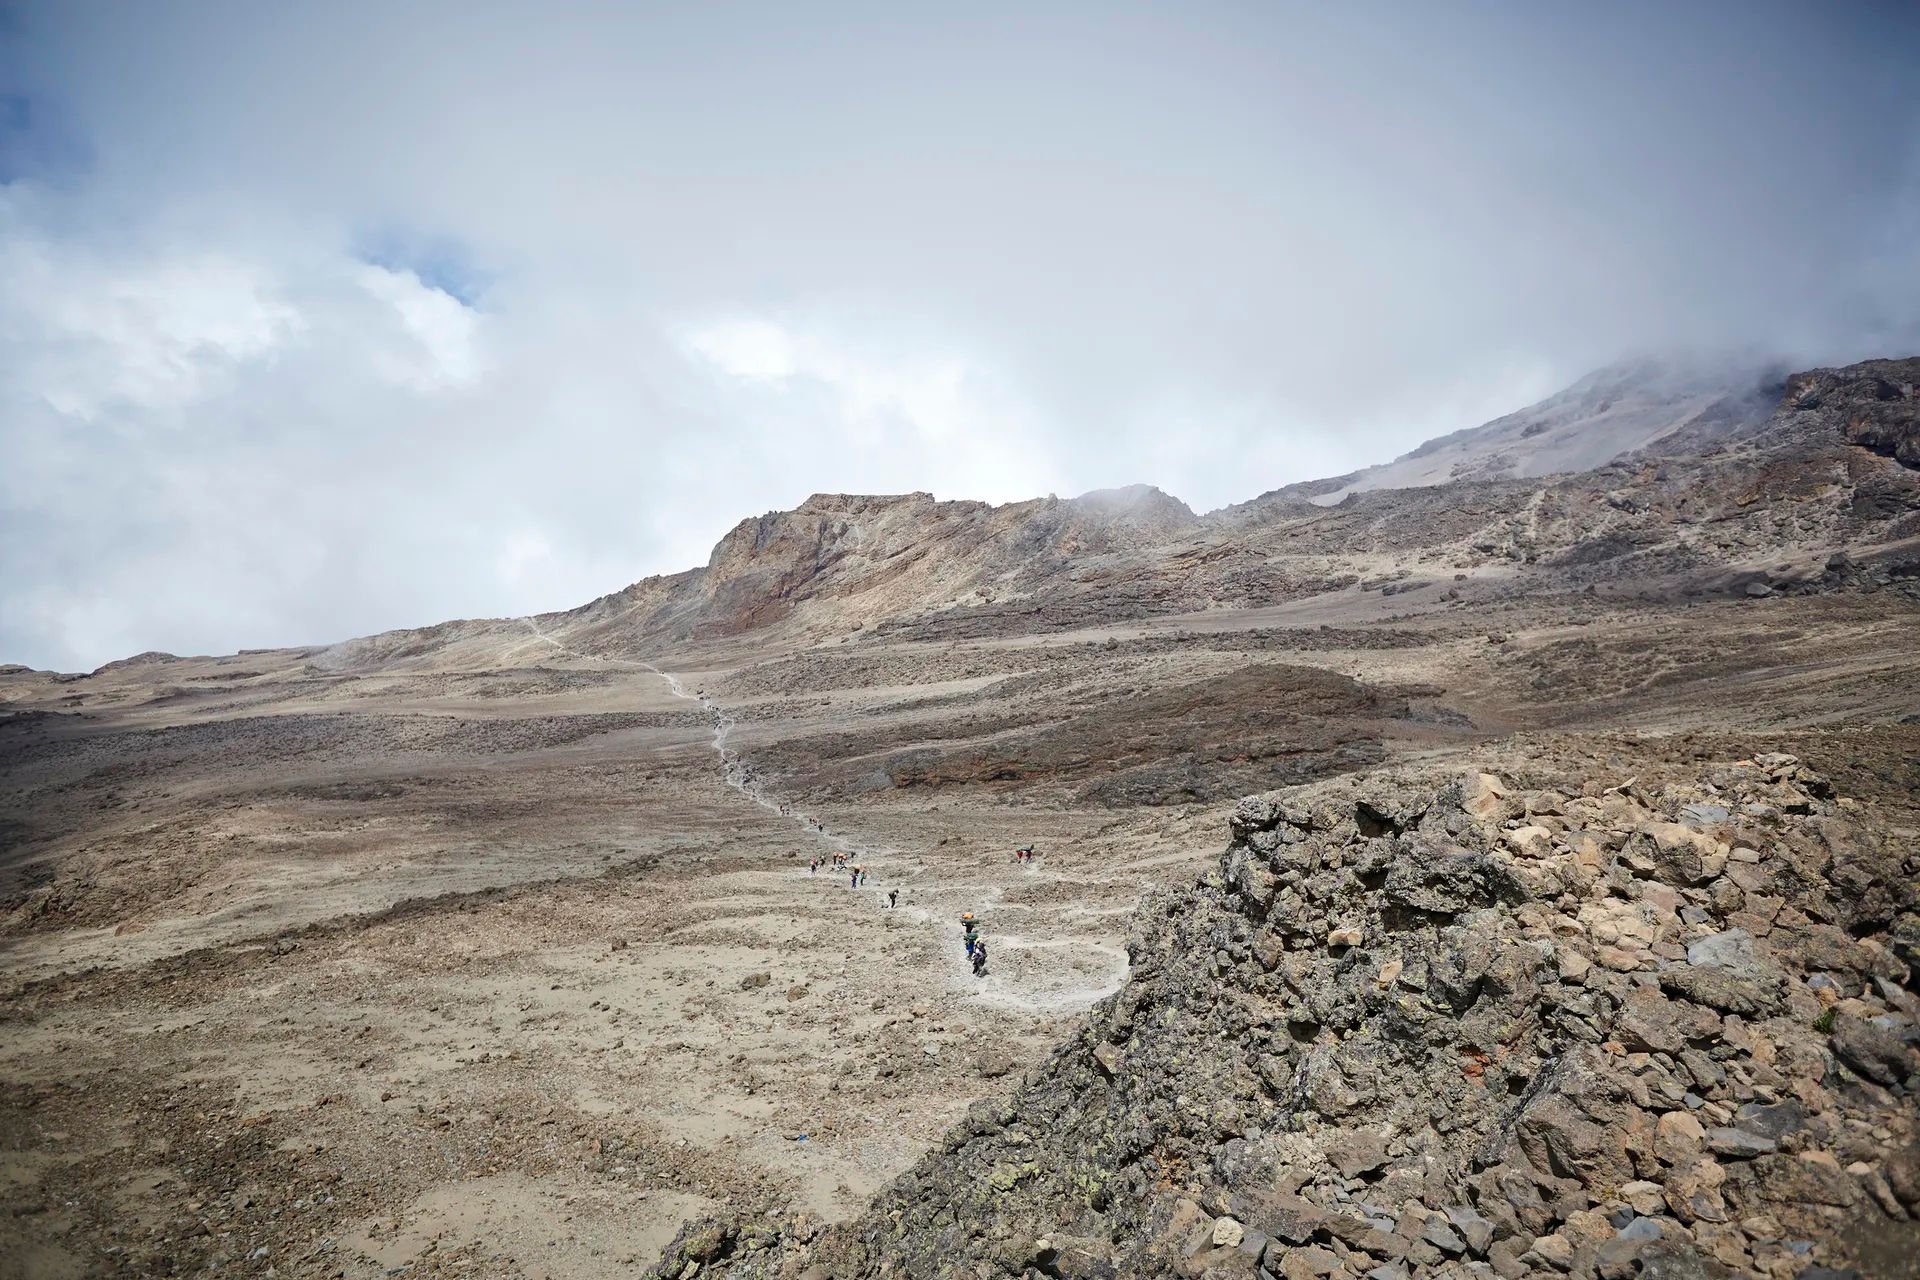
[3, 584, 1917, 1278]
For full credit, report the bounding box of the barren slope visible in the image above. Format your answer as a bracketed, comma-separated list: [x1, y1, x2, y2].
[2, 357, 1918, 1280]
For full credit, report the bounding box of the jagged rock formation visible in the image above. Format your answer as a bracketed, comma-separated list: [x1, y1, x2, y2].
[296, 356, 1920, 674]
[652, 754, 1918, 1279]
[1784, 360, 1920, 469]
[692, 487, 1200, 638]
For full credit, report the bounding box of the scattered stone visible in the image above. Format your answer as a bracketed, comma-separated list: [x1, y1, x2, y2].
[1263, 1194, 1330, 1244]
[1559, 950, 1592, 984]
[1527, 1233, 1574, 1271]
[1616, 986, 1719, 1055]
[1422, 1215, 1467, 1256]
[1664, 1158, 1729, 1224]
[1828, 1015, 1912, 1085]
[1678, 803, 1731, 828]
[1707, 1127, 1777, 1159]
[1734, 1101, 1806, 1141]
[1326, 1131, 1389, 1180]
[1620, 1180, 1666, 1217]
[1445, 1204, 1495, 1255]
[1461, 772, 1510, 820]
[1277, 1245, 1342, 1279]
[1618, 1216, 1663, 1243]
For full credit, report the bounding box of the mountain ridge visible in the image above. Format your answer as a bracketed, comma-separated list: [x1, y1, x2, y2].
[12, 354, 1918, 680]
[351, 352, 1920, 669]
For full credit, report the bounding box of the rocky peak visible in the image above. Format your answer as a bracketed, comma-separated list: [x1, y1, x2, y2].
[792, 491, 941, 517]
[1069, 483, 1197, 521]
[708, 494, 933, 574]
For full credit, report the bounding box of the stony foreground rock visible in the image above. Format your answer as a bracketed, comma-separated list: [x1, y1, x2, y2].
[653, 754, 1918, 1279]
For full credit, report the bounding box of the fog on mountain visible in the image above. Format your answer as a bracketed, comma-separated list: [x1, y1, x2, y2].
[3, 7, 1918, 1280]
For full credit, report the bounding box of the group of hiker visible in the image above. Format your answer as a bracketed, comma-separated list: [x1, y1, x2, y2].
[809, 849, 900, 900]
[693, 675, 1012, 980]
[809, 850, 872, 887]
[961, 912, 988, 976]
[795, 835, 1049, 981]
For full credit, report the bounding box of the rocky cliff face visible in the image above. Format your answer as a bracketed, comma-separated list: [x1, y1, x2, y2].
[653, 485, 1202, 640]
[652, 754, 1918, 1279]
[1782, 360, 1920, 470]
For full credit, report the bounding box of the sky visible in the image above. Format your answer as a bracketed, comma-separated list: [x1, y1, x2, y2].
[3, 2, 1917, 671]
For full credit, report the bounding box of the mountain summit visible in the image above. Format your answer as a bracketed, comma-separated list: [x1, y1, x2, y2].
[1263, 355, 1791, 507]
[307, 354, 1920, 671]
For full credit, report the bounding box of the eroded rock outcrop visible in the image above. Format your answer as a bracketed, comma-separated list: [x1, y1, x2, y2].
[655, 755, 1918, 1279]
[1784, 359, 1920, 470]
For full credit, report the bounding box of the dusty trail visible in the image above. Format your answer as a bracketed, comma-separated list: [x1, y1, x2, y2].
[637, 658, 1129, 1011]
[516, 617, 1130, 1013]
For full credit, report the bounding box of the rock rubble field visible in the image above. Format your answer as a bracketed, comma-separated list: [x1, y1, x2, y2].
[651, 752, 1916, 1279]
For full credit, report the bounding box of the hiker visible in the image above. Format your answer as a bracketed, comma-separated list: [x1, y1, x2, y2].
[809, 856, 818, 875]
[850, 866, 859, 889]
[857, 866, 868, 886]
[888, 888, 899, 909]
[970, 939, 988, 977]
[960, 912, 980, 957]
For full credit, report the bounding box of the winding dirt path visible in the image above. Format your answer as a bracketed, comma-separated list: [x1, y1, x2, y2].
[516, 617, 1132, 1013]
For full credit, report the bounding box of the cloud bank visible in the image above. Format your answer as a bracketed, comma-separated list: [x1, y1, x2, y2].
[3, 2, 1917, 669]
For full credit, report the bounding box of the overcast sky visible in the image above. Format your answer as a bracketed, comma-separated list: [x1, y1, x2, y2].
[3, 2, 1917, 670]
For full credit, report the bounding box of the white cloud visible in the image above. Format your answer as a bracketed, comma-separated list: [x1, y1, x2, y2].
[495, 529, 555, 587]
[681, 314, 1066, 502]
[685, 318, 800, 382]
[0, 207, 297, 421]
[686, 316, 1010, 442]
[1, 4, 1915, 670]
[354, 264, 483, 390]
